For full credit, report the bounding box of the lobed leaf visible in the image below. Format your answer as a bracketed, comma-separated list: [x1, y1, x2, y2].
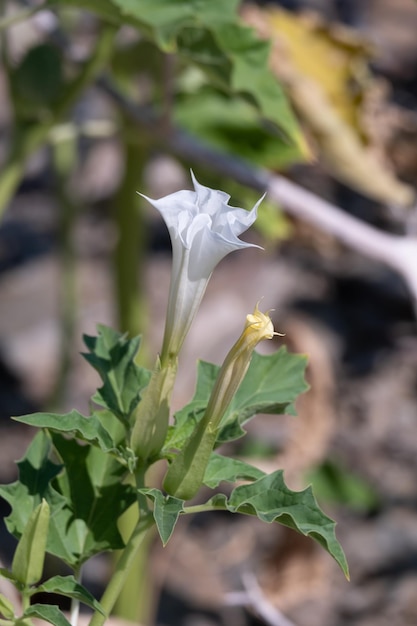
[140, 488, 184, 546]
[49, 433, 137, 565]
[0, 432, 65, 540]
[218, 347, 309, 443]
[205, 470, 349, 577]
[0, 431, 136, 569]
[164, 347, 308, 454]
[82, 325, 151, 423]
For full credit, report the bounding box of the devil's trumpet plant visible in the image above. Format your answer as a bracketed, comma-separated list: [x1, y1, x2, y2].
[141, 171, 263, 366]
[163, 303, 282, 500]
[131, 172, 263, 461]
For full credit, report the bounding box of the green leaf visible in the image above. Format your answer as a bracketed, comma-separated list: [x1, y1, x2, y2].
[24, 604, 71, 626]
[218, 348, 309, 442]
[111, 0, 241, 50]
[0, 594, 15, 620]
[175, 88, 301, 169]
[110, 0, 305, 157]
[177, 21, 304, 150]
[0, 430, 136, 569]
[164, 348, 308, 453]
[203, 453, 266, 489]
[205, 470, 349, 578]
[36, 575, 105, 615]
[82, 325, 151, 423]
[13, 410, 116, 453]
[49, 433, 137, 565]
[0, 432, 65, 540]
[12, 499, 50, 586]
[140, 488, 184, 546]
[12, 43, 63, 113]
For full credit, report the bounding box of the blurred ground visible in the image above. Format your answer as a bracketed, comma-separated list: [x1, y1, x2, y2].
[1, 2, 417, 626]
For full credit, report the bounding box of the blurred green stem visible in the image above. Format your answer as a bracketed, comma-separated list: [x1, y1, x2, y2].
[49, 129, 79, 408]
[113, 132, 149, 343]
[88, 513, 154, 626]
[113, 130, 152, 623]
[0, 25, 116, 219]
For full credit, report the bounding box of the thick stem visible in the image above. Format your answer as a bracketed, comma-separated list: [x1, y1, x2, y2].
[88, 515, 154, 626]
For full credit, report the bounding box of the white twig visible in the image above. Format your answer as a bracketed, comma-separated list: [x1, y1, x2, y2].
[70, 566, 83, 626]
[98, 76, 417, 310]
[225, 571, 297, 626]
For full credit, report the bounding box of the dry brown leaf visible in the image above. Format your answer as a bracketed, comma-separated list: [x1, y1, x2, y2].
[242, 5, 415, 207]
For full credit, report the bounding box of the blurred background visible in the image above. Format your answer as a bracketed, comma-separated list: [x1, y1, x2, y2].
[1, 1, 417, 625]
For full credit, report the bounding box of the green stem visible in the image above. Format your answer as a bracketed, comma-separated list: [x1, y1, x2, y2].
[48, 131, 79, 408]
[183, 503, 226, 516]
[113, 132, 148, 344]
[112, 132, 152, 623]
[88, 514, 154, 626]
[0, 24, 116, 219]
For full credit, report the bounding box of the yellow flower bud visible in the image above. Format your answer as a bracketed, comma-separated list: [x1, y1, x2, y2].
[203, 303, 281, 429]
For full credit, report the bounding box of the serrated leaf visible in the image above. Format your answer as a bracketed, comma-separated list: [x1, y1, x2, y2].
[49, 433, 137, 565]
[206, 470, 348, 577]
[203, 453, 266, 489]
[36, 575, 105, 615]
[0, 430, 136, 569]
[12, 499, 50, 586]
[218, 348, 309, 443]
[24, 604, 71, 626]
[140, 488, 184, 546]
[13, 410, 116, 453]
[164, 348, 308, 454]
[0, 594, 15, 620]
[0, 431, 65, 540]
[82, 325, 151, 422]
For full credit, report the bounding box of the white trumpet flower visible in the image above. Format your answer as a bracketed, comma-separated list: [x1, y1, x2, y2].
[140, 171, 263, 366]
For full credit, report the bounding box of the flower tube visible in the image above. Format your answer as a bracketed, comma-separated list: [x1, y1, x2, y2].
[140, 171, 263, 367]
